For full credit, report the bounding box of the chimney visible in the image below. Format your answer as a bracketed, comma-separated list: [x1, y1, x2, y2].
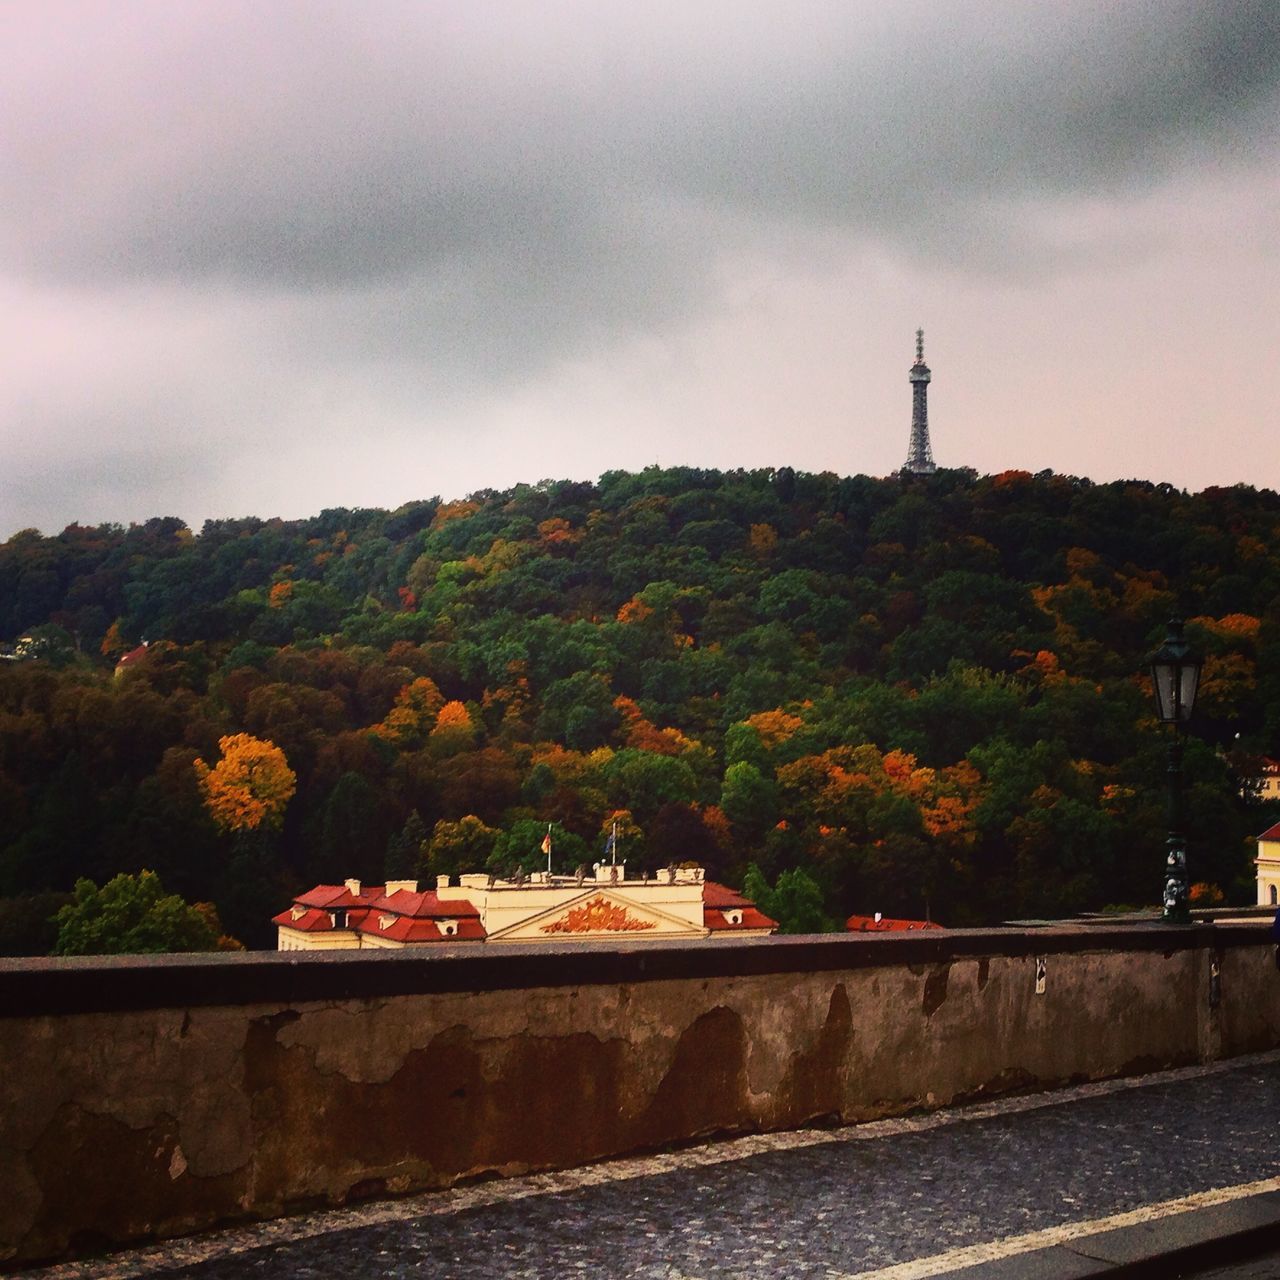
[385, 880, 417, 896]
[344, 878, 362, 897]
[437, 874, 451, 890]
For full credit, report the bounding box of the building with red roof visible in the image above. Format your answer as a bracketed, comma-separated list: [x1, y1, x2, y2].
[274, 864, 777, 950]
[113, 641, 149, 678]
[1241, 758, 1280, 802]
[846, 913, 944, 933]
[1256, 821, 1280, 907]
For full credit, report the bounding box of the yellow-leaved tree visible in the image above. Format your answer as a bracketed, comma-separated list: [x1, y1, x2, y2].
[430, 700, 476, 750]
[194, 733, 297, 832]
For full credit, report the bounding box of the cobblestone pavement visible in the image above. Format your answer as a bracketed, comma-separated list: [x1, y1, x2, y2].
[23, 1053, 1280, 1280]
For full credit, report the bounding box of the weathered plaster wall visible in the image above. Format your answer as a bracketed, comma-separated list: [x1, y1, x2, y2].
[1, 924, 1277, 1268]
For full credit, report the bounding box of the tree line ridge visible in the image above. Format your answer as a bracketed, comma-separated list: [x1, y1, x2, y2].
[1, 465, 1275, 950]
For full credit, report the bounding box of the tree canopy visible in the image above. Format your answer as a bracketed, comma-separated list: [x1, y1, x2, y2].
[52, 870, 228, 955]
[2, 467, 1276, 950]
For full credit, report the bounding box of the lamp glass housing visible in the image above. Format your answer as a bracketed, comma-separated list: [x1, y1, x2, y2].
[1149, 621, 1203, 725]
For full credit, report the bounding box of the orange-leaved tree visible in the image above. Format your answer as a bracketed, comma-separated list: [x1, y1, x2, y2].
[430, 700, 476, 754]
[194, 733, 297, 832]
[372, 675, 445, 745]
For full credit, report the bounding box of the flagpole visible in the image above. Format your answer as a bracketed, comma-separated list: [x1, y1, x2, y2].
[546, 823, 552, 876]
[611, 818, 618, 866]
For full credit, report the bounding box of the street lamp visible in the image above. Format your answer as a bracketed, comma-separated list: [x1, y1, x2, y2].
[1148, 619, 1204, 924]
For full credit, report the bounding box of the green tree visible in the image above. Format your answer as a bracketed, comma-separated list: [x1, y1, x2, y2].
[489, 820, 588, 875]
[603, 748, 699, 823]
[428, 815, 501, 879]
[385, 809, 428, 879]
[317, 771, 385, 882]
[742, 863, 836, 935]
[19, 623, 77, 666]
[720, 761, 778, 838]
[53, 870, 223, 955]
[0, 891, 73, 956]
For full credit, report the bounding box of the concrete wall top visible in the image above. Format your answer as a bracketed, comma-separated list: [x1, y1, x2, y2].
[1, 921, 1271, 1018]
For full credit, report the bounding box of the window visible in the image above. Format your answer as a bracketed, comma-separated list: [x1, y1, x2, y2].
[1271, 885, 1277, 906]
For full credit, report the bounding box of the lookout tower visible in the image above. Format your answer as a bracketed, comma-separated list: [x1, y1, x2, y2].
[903, 328, 937, 474]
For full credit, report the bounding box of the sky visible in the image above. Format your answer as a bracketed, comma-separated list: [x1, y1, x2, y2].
[2, 1, 1278, 539]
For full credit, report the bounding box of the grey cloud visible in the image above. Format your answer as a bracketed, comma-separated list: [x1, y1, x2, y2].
[4, 1, 1277, 293]
[7, 422, 229, 533]
[656, 4, 1280, 232]
[3, 0, 1278, 539]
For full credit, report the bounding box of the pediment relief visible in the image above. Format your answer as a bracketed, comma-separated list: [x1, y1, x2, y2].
[487, 888, 704, 942]
[543, 895, 655, 935]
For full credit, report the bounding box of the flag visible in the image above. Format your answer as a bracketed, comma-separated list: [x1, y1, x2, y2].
[603, 828, 616, 860]
[541, 827, 552, 855]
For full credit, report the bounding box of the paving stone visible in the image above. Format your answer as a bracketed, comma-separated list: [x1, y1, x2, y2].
[29, 1056, 1280, 1280]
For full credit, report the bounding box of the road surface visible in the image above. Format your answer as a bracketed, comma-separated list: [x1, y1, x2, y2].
[18, 1051, 1280, 1279]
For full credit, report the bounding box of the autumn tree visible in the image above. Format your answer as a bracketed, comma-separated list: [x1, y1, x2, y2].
[372, 675, 445, 746]
[430, 700, 477, 755]
[99, 620, 127, 661]
[194, 733, 297, 832]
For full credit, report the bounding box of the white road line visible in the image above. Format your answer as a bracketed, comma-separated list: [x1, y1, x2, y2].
[17, 1050, 1280, 1279]
[831, 1177, 1280, 1280]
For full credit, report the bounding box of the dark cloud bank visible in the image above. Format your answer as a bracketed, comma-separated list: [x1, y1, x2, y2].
[1, 0, 1277, 535]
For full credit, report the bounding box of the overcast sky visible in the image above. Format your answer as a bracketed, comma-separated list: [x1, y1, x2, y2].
[2, 1, 1278, 538]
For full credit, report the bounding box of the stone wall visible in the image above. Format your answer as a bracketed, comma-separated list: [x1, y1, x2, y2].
[2, 922, 1278, 1268]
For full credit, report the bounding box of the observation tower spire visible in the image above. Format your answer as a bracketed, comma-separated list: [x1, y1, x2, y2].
[903, 328, 937, 474]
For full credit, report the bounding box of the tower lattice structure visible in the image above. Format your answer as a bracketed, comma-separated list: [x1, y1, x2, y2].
[903, 328, 937, 474]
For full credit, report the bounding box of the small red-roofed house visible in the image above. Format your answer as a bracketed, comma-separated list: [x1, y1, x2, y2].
[702, 880, 778, 934]
[846, 913, 944, 933]
[1242, 759, 1280, 802]
[1256, 822, 1280, 906]
[113, 642, 149, 679]
[274, 866, 777, 950]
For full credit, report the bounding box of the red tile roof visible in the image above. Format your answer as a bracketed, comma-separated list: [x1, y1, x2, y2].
[704, 906, 778, 932]
[272, 906, 341, 931]
[701, 881, 778, 932]
[295, 884, 379, 910]
[360, 914, 488, 943]
[115, 643, 149, 669]
[366, 888, 481, 918]
[1258, 822, 1280, 842]
[278, 884, 487, 942]
[846, 914, 944, 932]
[702, 881, 751, 908]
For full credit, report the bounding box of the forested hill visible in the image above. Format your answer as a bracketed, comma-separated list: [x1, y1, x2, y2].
[3, 466, 1278, 950]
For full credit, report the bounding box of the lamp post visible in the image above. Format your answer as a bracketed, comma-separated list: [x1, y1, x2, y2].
[1148, 619, 1204, 924]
